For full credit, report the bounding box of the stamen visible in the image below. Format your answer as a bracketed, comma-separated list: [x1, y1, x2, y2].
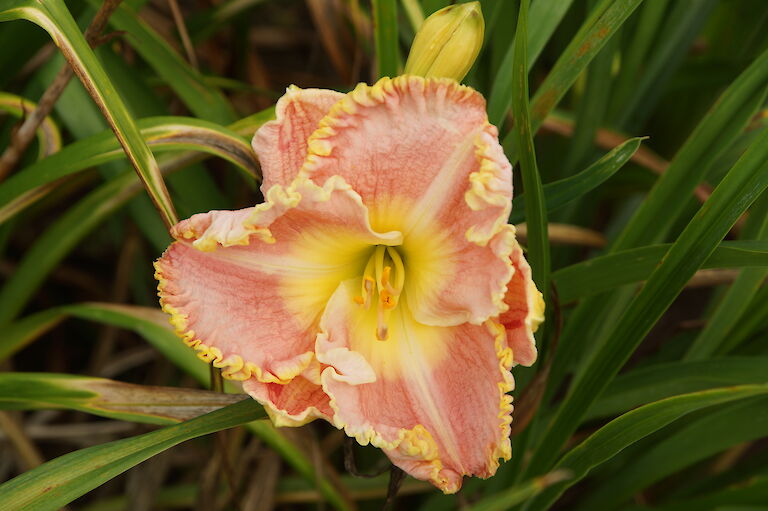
[354, 245, 406, 341]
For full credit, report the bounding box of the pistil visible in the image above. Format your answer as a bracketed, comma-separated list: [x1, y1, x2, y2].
[354, 245, 405, 341]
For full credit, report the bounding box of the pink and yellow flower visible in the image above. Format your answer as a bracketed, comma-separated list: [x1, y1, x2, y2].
[155, 76, 544, 493]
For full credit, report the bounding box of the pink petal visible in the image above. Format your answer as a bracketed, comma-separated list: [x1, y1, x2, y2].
[300, 76, 515, 326]
[252, 86, 344, 192]
[316, 282, 515, 494]
[155, 177, 402, 384]
[499, 241, 545, 366]
[243, 373, 333, 427]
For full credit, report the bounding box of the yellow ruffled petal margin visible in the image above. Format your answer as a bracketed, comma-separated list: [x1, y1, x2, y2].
[155, 175, 398, 384]
[320, 319, 515, 494]
[298, 75, 518, 327]
[300, 75, 479, 180]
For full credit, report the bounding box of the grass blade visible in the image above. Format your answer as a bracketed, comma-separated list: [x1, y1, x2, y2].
[684, 192, 768, 360]
[552, 240, 768, 303]
[510, 137, 643, 224]
[511, 0, 549, 304]
[0, 116, 259, 223]
[468, 471, 571, 511]
[0, 399, 265, 511]
[608, 0, 670, 122]
[0, 302, 351, 511]
[0, 92, 61, 159]
[487, 0, 576, 126]
[373, 0, 399, 77]
[85, 0, 235, 124]
[612, 45, 768, 250]
[577, 395, 768, 510]
[587, 357, 768, 420]
[0, 0, 177, 226]
[524, 385, 768, 511]
[615, 0, 718, 130]
[501, 0, 643, 156]
[526, 121, 768, 478]
[0, 373, 246, 425]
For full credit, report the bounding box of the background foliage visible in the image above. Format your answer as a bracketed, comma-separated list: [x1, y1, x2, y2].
[0, 0, 767, 509]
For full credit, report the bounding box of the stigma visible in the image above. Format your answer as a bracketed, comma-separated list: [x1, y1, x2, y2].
[354, 245, 405, 341]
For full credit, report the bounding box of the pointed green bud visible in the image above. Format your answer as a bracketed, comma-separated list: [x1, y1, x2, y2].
[404, 1, 484, 82]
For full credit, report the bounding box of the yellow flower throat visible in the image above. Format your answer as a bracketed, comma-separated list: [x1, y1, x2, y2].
[354, 245, 405, 341]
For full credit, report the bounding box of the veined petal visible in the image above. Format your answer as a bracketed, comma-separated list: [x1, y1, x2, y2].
[301, 76, 510, 237]
[243, 372, 333, 427]
[252, 86, 344, 192]
[317, 282, 514, 494]
[300, 76, 514, 325]
[499, 240, 545, 366]
[403, 223, 516, 327]
[155, 177, 402, 384]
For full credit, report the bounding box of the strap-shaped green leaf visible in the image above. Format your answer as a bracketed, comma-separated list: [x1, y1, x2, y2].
[526, 121, 768, 477]
[0, 399, 265, 511]
[84, 0, 235, 124]
[0, 372, 246, 424]
[587, 357, 768, 419]
[552, 240, 768, 303]
[577, 394, 768, 509]
[0, 302, 351, 511]
[684, 191, 768, 359]
[510, 137, 643, 224]
[500, 0, 643, 155]
[373, 0, 400, 77]
[0, 0, 177, 226]
[0, 92, 61, 159]
[524, 385, 768, 511]
[511, 0, 549, 307]
[0, 116, 259, 223]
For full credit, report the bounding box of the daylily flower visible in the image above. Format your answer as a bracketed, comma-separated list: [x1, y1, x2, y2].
[155, 76, 544, 493]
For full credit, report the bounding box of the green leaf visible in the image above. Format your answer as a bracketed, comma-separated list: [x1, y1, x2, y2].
[525, 118, 768, 478]
[615, 0, 718, 130]
[85, 0, 235, 124]
[0, 91, 61, 159]
[0, 0, 177, 226]
[608, 0, 670, 122]
[0, 372, 246, 425]
[0, 399, 265, 511]
[373, 0, 399, 77]
[0, 116, 259, 223]
[523, 385, 768, 511]
[0, 172, 143, 325]
[501, 0, 643, 155]
[0, 111, 273, 326]
[653, 475, 768, 511]
[577, 395, 768, 510]
[719, 282, 768, 355]
[612, 44, 768, 250]
[562, 33, 615, 175]
[467, 471, 571, 511]
[587, 357, 768, 420]
[510, 137, 643, 224]
[551, 240, 768, 304]
[487, 0, 576, 126]
[0, 308, 64, 362]
[0, 302, 351, 511]
[684, 192, 768, 360]
[511, 0, 549, 305]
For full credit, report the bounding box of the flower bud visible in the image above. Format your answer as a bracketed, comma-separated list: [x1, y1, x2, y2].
[404, 1, 484, 82]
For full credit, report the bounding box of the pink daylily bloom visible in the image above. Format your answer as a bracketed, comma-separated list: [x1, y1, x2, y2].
[155, 76, 544, 493]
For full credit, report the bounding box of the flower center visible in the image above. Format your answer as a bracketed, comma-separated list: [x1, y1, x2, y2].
[354, 245, 405, 341]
